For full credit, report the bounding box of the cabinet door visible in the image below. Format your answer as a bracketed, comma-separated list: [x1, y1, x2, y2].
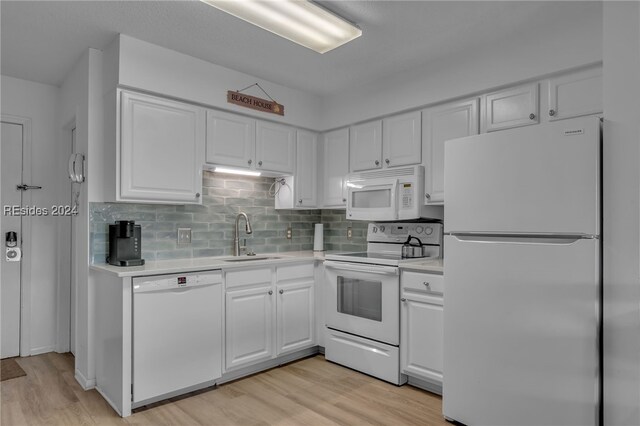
[383, 111, 421, 168]
[423, 99, 479, 204]
[322, 128, 350, 207]
[349, 120, 382, 172]
[547, 67, 602, 121]
[255, 121, 296, 174]
[206, 110, 255, 169]
[484, 83, 539, 132]
[294, 130, 318, 208]
[120, 91, 204, 203]
[401, 292, 443, 384]
[225, 285, 274, 371]
[276, 280, 315, 355]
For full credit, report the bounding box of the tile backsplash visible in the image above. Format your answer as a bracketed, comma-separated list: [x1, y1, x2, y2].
[90, 172, 367, 263]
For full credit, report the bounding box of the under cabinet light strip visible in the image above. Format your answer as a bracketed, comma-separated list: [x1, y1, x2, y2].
[200, 0, 362, 53]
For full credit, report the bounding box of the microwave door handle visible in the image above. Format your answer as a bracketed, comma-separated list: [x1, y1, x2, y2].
[390, 179, 399, 220]
[324, 261, 398, 276]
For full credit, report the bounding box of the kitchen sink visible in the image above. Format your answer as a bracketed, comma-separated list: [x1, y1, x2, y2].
[223, 256, 282, 262]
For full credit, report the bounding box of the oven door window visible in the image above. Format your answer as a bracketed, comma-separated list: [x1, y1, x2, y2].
[337, 276, 382, 322]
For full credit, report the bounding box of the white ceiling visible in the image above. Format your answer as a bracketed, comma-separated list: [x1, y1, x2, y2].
[1, 1, 602, 96]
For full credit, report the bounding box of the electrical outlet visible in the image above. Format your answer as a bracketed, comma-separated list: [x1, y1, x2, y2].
[286, 226, 292, 239]
[177, 228, 191, 245]
[347, 227, 353, 240]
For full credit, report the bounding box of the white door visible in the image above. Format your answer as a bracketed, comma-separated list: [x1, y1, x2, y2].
[484, 82, 539, 131]
[445, 116, 600, 235]
[276, 280, 315, 355]
[383, 111, 421, 168]
[422, 98, 479, 204]
[322, 128, 349, 207]
[1, 121, 23, 358]
[206, 110, 255, 169]
[295, 130, 318, 207]
[225, 285, 274, 371]
[350, 120, 382, 172]
[255, 121, 295, 174]
[120, 91, 205, 203]
[324, 261, 399, 345]
[443, 235, 599, 426]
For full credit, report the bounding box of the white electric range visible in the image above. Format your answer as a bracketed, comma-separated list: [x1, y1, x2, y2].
[324, 222, 443, 384]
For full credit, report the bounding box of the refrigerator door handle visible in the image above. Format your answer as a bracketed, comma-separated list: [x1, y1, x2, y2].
[447, 233, 598, 245]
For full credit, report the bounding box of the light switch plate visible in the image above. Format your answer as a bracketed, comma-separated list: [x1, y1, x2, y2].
[286, 226, 292, 239]
[177, 228, 191, 245]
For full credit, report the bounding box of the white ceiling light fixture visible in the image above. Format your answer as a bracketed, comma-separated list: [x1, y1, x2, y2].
[200, 0, 362, 54]
[214, 167, 262, 176]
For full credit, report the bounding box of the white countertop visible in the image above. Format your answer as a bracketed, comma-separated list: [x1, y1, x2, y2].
[91, 250, 444, 277]
[399, 258, 444, 274]
[91, 251, 325, 277]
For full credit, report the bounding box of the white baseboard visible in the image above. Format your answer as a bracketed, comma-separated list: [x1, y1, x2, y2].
[75, 368, 96, 390]
[30, 345, 56, 356]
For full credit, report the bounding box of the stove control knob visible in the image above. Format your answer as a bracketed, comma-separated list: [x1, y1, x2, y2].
[415, 226, 424, 234]
[425, 226, 433, 236]
[379, 226, 385, 232]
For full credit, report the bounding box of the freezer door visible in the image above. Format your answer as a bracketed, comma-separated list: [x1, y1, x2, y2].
[444, 116, 600, 235]
[443, 235, 600, 426]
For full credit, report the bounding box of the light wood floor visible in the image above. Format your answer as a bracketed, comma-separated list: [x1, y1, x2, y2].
[1, 352, 449, 425]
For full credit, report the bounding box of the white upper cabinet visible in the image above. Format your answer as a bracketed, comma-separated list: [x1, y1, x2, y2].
[120, 91, 204, 204]
[383, 111, 422, 168]
[255, 121, 296, 174]
[322, 128, 350, 208]
[350, 120, 382, 172]
[206, 110, 255, 169]
[484, 82, 539, 132]
[422, 99, 479, 204]
[205, 112, 295, 175]
[295, 130, 318, 208]
[547, 66, 602, 121]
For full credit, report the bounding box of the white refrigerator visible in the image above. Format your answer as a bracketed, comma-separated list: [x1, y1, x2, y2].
[443, 116, 601, 426]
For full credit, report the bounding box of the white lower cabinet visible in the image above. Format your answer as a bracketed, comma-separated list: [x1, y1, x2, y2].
[276, 280, 315, 355]
[224, 263, 316, 372]
[225, 284, 275, 370]
[400, 271, 444, 386]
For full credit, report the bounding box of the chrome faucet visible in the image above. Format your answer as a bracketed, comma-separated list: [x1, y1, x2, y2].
[233, 212, 253, 256]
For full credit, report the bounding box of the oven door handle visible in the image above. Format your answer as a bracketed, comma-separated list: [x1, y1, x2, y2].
[324, 261, 399, 276]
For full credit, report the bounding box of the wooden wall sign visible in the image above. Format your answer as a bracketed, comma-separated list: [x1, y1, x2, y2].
[227, 91, 285, 116]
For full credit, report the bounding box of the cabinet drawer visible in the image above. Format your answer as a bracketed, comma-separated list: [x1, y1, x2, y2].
[225, 267, 272, 289]
[402, 271, 444, 295]
[277, 262, 314, 282]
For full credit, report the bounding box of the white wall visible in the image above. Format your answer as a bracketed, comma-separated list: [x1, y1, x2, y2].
[602, 2, 640, 425]
[319, 5, 603, 130]
[117, 35, 323, 131]
[58, 48, 103, 388]
[1, 75, 63, 355]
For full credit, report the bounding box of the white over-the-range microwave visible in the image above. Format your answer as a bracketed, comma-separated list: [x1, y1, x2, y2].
[345, 165, 443, 221]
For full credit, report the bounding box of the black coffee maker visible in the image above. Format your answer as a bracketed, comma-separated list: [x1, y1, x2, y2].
[107, 220, 145, 266]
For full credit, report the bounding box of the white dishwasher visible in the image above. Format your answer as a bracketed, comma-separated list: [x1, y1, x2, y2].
[133, 271, 222, 405]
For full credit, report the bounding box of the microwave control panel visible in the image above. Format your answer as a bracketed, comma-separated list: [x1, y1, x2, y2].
[400, 183, 414, 209]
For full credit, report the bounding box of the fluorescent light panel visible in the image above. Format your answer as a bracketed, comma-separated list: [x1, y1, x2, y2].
[214, 167, 262, 176]
[201, 0, 362, 53]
